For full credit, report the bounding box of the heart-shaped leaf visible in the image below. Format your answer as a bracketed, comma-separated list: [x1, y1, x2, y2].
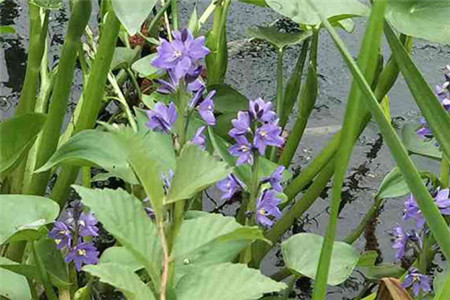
[282, 233, 359, 285]
[131, 54, 159, 78]
[248, 25, 311, 49]
[0, 257, 32, 300]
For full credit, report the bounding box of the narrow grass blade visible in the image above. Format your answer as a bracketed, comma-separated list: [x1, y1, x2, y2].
[309, 0, 388, 299]
[311, 9, 450, 300]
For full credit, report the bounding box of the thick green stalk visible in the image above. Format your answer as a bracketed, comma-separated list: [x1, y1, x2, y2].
[319, 0, 450, 271]
[25, 0, 92, 196]
[278, 29, 318, 167]
[279, 39, 310, 129]
[9, 6, 49, 194]
[343, 196, 384, 244]
[49, 8, 121, 205]
[440, 155, 449, 188]
[171, 0, 178, 30]
[312, 1, 386, 298]
[14, 4, 48, 116]
[275, 49, 284, 118]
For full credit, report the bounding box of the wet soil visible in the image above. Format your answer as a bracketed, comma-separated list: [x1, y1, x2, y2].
[1, 1, 449, 299]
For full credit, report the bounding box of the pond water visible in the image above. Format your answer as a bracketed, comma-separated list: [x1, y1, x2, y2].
[1, 1, 449, 299]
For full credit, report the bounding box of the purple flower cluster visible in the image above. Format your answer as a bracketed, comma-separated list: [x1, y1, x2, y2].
[417, 65, 450, 138]
[49, 201, 99, 271]
[146, 29, 216, 145]
[228, 98, 284, 165]
[402, 268, 431, 296]
[391, 225, 421, 261]
[403, 189, 450, 228]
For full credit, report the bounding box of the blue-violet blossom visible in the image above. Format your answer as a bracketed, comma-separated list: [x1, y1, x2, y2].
[64, 242, 99, 271]
[255, 189, 282, 228]
[146, 102, 178, 133]
[216, 174, 243, 200]
[402, 268, 431, 296]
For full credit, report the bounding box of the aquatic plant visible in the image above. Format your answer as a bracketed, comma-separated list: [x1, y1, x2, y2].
[0, 0, 450, 299]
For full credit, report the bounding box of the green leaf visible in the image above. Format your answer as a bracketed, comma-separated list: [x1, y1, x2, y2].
[266, 0, 369, 25]
[356, 251, 378, 267]
[99, 247, 144, 272]
[0, 25, 15, 34]
[0, 113, 47, 174]
[37, 129, 139, 184]
[207, 84, 248, 114]
[111, 47, 140, 70]
[175, 263, 287, 300]
[434, 264, 450, 300]
[83, 263, 156, 300]
[166, 144, 230, 203]
[187, 7, 200, 36]
[247, 25, 311, 49]
[238, 0, 266, 7]
[359, 263, 405, 280]
[111, 0, 157, 35]
[385, 24, 450, 162]
[282, 233, 359, 285]
[30, 0, 62, 9]
[386, 1, 450, 45]
[377, 167, 410, 199]
[73, 186, 162, 285]
[0, 257, 40, 282]
[131, 54, 159, 78]
[0, 258, 32, 300]
[34, 238, 70, 287]
[0, 195, 59, 244]
[401, 122, 441, 160]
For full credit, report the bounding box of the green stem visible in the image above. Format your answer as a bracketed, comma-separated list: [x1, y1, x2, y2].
[198, 0, 217, 25]
[147, 0, 172, 33]
[32, 242, 58, 300]
[343, 196, 384, 244]
[279, 39, 310, 129]
[25, 0, 92, 196]
[170, 0, 178, 30]
[247, 155, 260, 223]
[275, 49, 284, 118]
[14, 4, 48, 116]
[108, 72, 138, 132]
[49, 6, 121, 206]
[312, 1, 387, 297]
[440, 154, 449, 188]
[126, 67, 142, 101]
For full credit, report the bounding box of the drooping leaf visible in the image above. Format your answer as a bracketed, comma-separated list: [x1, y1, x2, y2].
[175, 263, 286, 300]
[0, 257, 32, 300]
[0, 113, 46, 174]
[359, 263, 405, 281]
[166, 144, 230, 203]
[247, 25, 311, 49]
[386, 0, 450, 45]
[111, 47, 140, 70]
[131, 54, 159, 78]
[282, 233, 359, 285]
[74, 186, 162, 285]
[99, 247, 144, 272]
[376, 278, 412, 300]
[401, 122, 441, 160]
[208, 84, 248, 113]
[83, 263, 156, 300]
[266, 0, 369, 26]
[30, 0, 62, 9]
[111, 0, 157, 35]
[0, 195, 59, 244]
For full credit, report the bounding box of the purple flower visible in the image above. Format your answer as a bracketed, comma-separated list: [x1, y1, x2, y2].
[229, 111, 251, 138]
[402, 268, 431, 296]
[191, 126, 206, 149]
[253, 122, 284, 155]
[255, 189, 282, 228]
[146, 102, 178, 133]
[189, 87, 205, 108]
[78, 212, 99, 237]
[262, 166, 285, 192]
[152, 29, 209, 80]
[198, 91, 216, 126]
[216, 174, 243, 200]
[391, 225, 421, 261]
[228, 135, 253, 165]
[49, 221, 72, 250]
[64, 242, 99, 271]
[249, 98, 276, 123]
[434, 188, 450, 215]
[416, 117, 433, 138]
[403, 194, 425, 228]
[404, 191, 450, 228]
[155, 69, 204, 94]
